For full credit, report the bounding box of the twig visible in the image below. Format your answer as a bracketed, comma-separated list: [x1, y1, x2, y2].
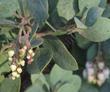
[45, 21, 57, 32]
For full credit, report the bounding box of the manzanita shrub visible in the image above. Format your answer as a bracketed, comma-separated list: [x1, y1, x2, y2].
[0, 0, 110, 92]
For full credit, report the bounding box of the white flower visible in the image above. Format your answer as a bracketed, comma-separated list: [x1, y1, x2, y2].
[10, 65, 17, 71]
[16, 74, 20, 78]
[19, 48, 26, 57]
[28, 49, 33, 54]
[8, 50, 14, 57]
[32, 52, 35, 57]
[86, 62, 92, 68]
[97, 72, 105, 81]
[27, 55, 31, 59]
[17, 67, 22, 73]
[12, 72, 18, 77]
[97, 79, 105, 86]
[87, 68, 94, 75]
[83, 69, 87, 79]
[88, 75, 95, 83]
[103, 68, 110, 79]
[8, 57, 13, 61]
[23, 46, 27, 50]
[12, 76, 16, 80]
[19, 60, 25, 66]
[98, 62, 105, 70]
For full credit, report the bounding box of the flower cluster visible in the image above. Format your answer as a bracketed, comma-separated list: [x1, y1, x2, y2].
[26, 49, 35, 64]
[83, 61, 110, 86]
[8, 46, 35, 80]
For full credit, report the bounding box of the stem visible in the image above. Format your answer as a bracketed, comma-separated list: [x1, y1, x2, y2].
[18, 0, 25, 16]
[36, 28, 77, 38]
[45, 21, 57, 32]
[30, 24, 39, 42]
[0, 44, 13, 53]
[97, 42, 101, 55]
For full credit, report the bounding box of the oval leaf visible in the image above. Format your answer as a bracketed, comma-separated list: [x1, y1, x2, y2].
[78, 0, 100, 14]
[85, 7, 104, 26]
[57, 82, 81, 92]
[57, 0, 75, 20]
[45, 36, 78, 71]
[0, 78, 21, 92]
[78, 17, 110, 42]
[50, 64, 81, 88]
[0, 52, 10, 75]
[27, 47, 53, 74]
[0, 0, 19, 18]
[27, 0, 49, 24]
[87, 44, 98, 61]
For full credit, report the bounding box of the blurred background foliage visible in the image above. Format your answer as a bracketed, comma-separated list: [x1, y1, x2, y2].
[0, 0, 110, 92]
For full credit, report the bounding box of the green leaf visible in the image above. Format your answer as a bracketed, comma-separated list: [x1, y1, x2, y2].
[85, 7, 104, 26]
[78, 17, 110, 42]
[87, 44, 98, 61]
[102, 39, 110, 66]
[18, 0, 30, 16]
[73, 0, 79, 14]
[99, 0, 107, 8]
[0, 76, 4, 85]
[27, 47, 53, 74]
[0, 78, 21, 92]
[50, 64, 72, 86]
[57, 83, 80, 92]
[74, 17, 87, 29]
[70, 43, 86, 66]
[26, 74, 49, 92]
[50, 64, 81, 91]
[0, 52, 10, 75]
[31, 38, 44, 48]
[100, 82, 110, 92]
[26, 79, 47, 92]
[31, 73, 48, 85]
[103, 4, 110, 18]
[0, 0, 19, 18]
[78, 0, 100, 14]
[57, 0, 75, 20]
[75, 33, 91, 49]
[45, 37, 78, 70]
[31, 73, 49, 89]
[0, 19, 17, 27]
[27, 0, 49, 24]
[79, 81, 98, 92]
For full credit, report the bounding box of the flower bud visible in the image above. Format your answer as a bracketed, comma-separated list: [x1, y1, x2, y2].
[103, 68, 110, 79]
[28, 59, 34, 64]
[12, 76, 16, 80]
[86, 62, 93, 68]
[16, 74, 20, 78]
[12, 72, 18, 77]
[32, 52, 35, 57]
[10, 65, 17, 71]
[8, 57, 13, 61]
[97, 72, 105, 81]
[19, 60, 25, 66]
[19, 48, 26, 58]
[97, 80, 105, 86]
[8, 50, 14, 57]
[17, 67, 22, 73]
[92, 79, 97, 84]
[83, 69, 87, 79]
[98, 62, 105, 70]
[23, 46, 27, 50]
[27, 55, 31, 59]
[28, 49, 33, 54]
[87, 68, 94, 76]
[88, 75, 95, 83]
